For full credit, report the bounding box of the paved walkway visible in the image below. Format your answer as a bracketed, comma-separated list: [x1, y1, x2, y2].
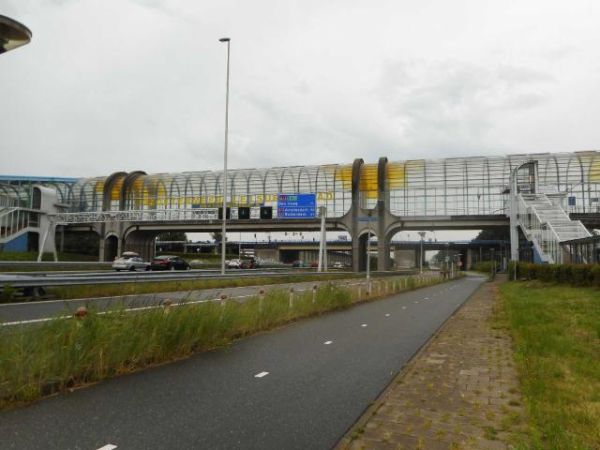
[337, 275, 525, 450]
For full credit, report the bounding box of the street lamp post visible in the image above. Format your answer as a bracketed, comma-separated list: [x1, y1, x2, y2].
[219, 37, 231, 275]
[418, 231, 426, 274]
[366, 211, 372, 286]
[445, 242, 450, 279]
[0, 15, 32, 55]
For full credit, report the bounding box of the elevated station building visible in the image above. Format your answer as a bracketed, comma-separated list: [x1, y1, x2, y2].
[1, 151, 599, 270]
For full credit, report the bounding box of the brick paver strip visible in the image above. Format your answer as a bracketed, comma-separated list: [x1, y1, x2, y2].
[337, 275, 524, 450]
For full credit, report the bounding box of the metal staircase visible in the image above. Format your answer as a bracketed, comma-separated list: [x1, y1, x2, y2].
[516, 193, 590, 263]
[0, 207, 39, 247]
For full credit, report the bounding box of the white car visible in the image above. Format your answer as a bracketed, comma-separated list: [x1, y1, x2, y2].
[112, 252, 150, 271]
[226, 259, 241, 269]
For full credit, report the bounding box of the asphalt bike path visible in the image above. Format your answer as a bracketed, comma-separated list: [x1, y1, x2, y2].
[0, 275, 485, 450]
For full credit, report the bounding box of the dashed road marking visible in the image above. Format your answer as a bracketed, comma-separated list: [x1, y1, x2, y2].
[361, 323, 368, 327]
[414, 301, 419, 304]
[385, 313, 390, 317]
[324, 340, 333, 345]
[254, 371, 269, 378]
[402, 306, 407, 310]
[97, 445, 117, 450]
[424, 297, 429, 300]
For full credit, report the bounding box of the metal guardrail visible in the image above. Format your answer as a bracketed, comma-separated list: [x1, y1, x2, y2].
[0, 261, 112, 267]
[0, 270, 414, 290]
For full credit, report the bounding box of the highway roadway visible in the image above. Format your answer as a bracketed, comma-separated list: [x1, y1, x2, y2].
[0, 275, 485, 450]
[0, 267, 337, 289]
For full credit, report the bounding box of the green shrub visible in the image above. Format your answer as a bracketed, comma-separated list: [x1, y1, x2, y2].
[591, 265, 600, 287]
[510, 262, 600, 287]
[508, 261, 517, 280]
[473, 261, 493, 273]
[537, 264, 556, 282]
[1, 284, 14, 302]
[556, 264, 572, 284]
[571, 264, 592, 287]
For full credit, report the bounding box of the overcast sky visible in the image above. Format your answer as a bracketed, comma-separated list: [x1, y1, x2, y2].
[2, 0, 600, 179]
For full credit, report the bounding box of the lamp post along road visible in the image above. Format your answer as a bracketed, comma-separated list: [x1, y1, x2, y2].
[418, 231, 426, 274]
[366, 212, 372, 284]
[219, 37, 231, 275]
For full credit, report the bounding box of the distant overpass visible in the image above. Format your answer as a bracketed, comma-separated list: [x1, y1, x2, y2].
[173, 238, 509, 270]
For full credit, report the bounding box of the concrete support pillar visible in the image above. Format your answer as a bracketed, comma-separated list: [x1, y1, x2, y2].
[377, 239, 388, 271]
[467, 248, 473, 270]
[350, 158, 364, 273]
[376, 157, 389, 272]
[352, 237, 361, 272]
[99, 238, 105, 262]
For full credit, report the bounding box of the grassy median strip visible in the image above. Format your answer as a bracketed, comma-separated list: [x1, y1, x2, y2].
[500, 282, 600, 450]
[0, 274, 446, 410]
[1, 273, 355, 302]
[48, 273, 357, 300]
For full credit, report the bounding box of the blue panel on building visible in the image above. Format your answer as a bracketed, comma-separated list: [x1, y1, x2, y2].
[3, 233, 28, 252]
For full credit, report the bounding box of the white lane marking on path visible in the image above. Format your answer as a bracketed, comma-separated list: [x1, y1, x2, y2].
[324, 341, 333, 345]
[402, 306, 407, 310]
[254, 371, 269, 378]
[424, 297, 429, 300]
[97, 445, 117, 450]
[385, 313, 391, 317]
[414, 301, 419, 304]
[361, 324, 368, 327]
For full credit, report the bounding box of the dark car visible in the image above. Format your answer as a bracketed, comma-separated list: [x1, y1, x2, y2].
[150, 255, 191, 271]
[239, 257, 258, 269]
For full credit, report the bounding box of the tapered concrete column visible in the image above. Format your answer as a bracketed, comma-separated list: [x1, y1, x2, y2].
[377, 157, 389, 271]
[352, 236, 362, 272]
[350, 158, 364, 272]
[377, 237, 391, 271]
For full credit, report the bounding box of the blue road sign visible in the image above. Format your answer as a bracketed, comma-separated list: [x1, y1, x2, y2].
[277, 193, 316, 218]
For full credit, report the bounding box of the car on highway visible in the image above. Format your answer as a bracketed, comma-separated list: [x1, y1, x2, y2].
[292, 260, 308, 268]
[226, 259, 241, 269]
[240, 257, 259, 269]
[112, 252, 151, 271]
[150, 255, 191, 271]
[332, 261, 344, 269]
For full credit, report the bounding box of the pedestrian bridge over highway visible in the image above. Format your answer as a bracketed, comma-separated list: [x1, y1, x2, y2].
[2, 151, 599, 269]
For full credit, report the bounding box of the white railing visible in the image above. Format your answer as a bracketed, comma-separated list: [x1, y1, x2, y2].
[517, 194, 591, 263]
[50, 208, 221, 224]
[0, 207, 38, 242]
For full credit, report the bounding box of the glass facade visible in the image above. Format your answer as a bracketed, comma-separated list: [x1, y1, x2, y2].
[69, 151, 600, 217]
[72, 165, 354, 218]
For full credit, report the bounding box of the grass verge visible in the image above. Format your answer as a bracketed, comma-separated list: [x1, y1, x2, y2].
[0, 273, 356, 303]
[500, 281, 600, 450]
[0, 273, 447, 410]
[48, 273, 359, 301]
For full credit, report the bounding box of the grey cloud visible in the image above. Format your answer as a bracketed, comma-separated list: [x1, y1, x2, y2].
[376, 59, 555, 155]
